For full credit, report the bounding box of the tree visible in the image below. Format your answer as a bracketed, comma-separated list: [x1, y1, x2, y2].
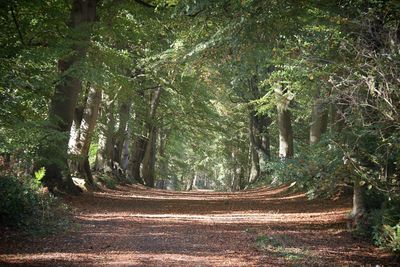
[69, 86, 102, 188]
[309, 87, 328, 145]
[38, 0, 97, 194]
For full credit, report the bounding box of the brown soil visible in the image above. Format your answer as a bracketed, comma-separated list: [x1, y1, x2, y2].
[0, 185, 397, 266]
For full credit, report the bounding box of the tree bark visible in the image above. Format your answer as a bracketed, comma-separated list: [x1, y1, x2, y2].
[348, 182, 366, 228]
[142, 87, 162, 187]
[68, 106, 84, 153]
[113, 101, 131, 165]
[186, 172, 197, 191]
[127, 136, 146, 184]
[38, 0, 97, 194]
[95, 93, 115, 171]
[310, 88, 328, 145]
[158, 129, 169, 179]
[277, 108, 294, 159]
[72, 87, 102, 187]
[249, 143, 260, 183]
[276, 89, 294, 159]
[142, 126, 157, 187]
[249, 112, 271, 161]
[248, 73, 271, 162]
[230, 150, 240, 191]
[121, 123, 131, 171]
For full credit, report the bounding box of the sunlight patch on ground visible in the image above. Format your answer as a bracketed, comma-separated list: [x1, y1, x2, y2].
[93, 192, 306, 202]
[1, 252, 251, 267]
[76, 209, 349, 224]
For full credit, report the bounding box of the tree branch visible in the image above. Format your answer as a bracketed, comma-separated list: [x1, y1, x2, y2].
[10, 4, 25, 45]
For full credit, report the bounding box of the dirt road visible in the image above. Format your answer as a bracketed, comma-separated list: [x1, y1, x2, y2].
[0, 185, 395, 266]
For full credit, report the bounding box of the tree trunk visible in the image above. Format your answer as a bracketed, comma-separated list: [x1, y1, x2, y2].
[141, 87, 162, 187]
[68, 106, 84, 153]
[121, 123, 131, 171]
[158, 129, 169, 179]
[113, 101, 131, 165]
[310, 88, 328, 145]
[238, 166, 245, 190]
[230, 150, 240, 191]
[249, 112, 271, 161]
[186, 172, 196, 191]
[95, 93, 115, 171]
[127, 136, 145, 183]
[73, 87, 102, 187]
[249, 143, 260, 183]
[142, 126, 157, 187]
[276, 89, 294, 159]
[348, 182, 366, 228]
[38, 0, 97, 194]
[248, 72, 271, 164]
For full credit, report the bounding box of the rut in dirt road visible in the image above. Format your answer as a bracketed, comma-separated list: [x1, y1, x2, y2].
[0, 185, 395, 266]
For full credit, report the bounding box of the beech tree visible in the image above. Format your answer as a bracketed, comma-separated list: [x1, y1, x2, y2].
[1, 0, 399, 252]
[38, 0, 97, 193]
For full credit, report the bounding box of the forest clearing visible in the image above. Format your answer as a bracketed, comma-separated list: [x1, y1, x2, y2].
[1, 0, 400, 266]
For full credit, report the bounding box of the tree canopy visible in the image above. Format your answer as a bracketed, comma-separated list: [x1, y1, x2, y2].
[1, 0, 399, 255]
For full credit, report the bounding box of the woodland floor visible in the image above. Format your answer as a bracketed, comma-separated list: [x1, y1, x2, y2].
[0, 184, 397, 266]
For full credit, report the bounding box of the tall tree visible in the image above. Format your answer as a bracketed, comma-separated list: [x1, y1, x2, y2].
[38, 0, 97, 193]
[142, 87, 163, 187]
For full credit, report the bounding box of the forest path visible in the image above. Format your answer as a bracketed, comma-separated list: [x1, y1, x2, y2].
[0, 184, 394, 266]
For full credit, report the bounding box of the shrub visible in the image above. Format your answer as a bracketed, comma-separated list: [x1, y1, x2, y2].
[0, 173, 70, 233]
[263, 139, 349, 199]
[96, 173, 117, 189]
[369, 202, 400, 255]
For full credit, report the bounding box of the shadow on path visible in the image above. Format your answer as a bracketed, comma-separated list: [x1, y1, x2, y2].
[0, 185, 395, 266]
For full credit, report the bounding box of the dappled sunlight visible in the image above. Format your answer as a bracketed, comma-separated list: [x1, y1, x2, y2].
[1, 251, 254, 267]
[76, 210, 349, 224]
[1, 186, 393, 266]
[95, 184, 299, 202]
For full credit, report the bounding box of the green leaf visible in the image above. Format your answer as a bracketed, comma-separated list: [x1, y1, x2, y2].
[34, 167, 46, 181]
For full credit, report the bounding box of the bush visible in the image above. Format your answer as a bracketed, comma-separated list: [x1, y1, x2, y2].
[263, 139, 349, 199]
[0, 173, 70, 233]
[96, 173, 117, 189]
[369, 202, 400, 255]
[380, 224, 400, 253]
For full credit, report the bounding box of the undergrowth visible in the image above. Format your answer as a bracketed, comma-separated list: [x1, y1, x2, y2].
[96, 173, 118, 189]
[257, 137, 400, 256]
[0, 171, 71, 235]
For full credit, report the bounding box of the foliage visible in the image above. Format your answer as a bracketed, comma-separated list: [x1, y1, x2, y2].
[96, 173, 118, 189]
[1, 0, 399, 255]
[369, 201, 400, 255]
[262, 137, 348, 199]
[379, 224, 400, 253]
[0, 173, 70, 233]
